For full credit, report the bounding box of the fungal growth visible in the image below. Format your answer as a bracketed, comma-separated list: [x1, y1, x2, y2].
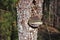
[28, 14, 43, 29]
[16, 0, 43, 40]
[28, 0, 43, 29]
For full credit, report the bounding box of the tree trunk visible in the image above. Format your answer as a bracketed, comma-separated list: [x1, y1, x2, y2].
[16, 0, 43, 40]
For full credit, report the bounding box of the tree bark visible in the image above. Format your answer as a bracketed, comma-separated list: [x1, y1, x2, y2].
[16, 0, 43, 40]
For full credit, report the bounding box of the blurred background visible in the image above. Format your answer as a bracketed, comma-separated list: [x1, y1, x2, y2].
[0, 0, 18, 40]
[0, 0, 60, 40]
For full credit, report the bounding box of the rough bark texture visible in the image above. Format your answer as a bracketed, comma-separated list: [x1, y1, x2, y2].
[16, 0, 43, 40]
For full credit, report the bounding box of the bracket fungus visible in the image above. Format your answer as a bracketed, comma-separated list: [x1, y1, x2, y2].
[28, 14, 43, 29]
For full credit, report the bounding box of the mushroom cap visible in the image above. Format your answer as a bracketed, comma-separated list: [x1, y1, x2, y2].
[28, 15, 42, 28]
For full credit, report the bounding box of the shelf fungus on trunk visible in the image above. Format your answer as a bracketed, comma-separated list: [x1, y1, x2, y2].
[28, 15, 43, 29]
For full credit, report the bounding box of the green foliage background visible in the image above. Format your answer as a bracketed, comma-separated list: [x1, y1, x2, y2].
[0, 0, 60, 40]
[0, 0, 18, 40]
